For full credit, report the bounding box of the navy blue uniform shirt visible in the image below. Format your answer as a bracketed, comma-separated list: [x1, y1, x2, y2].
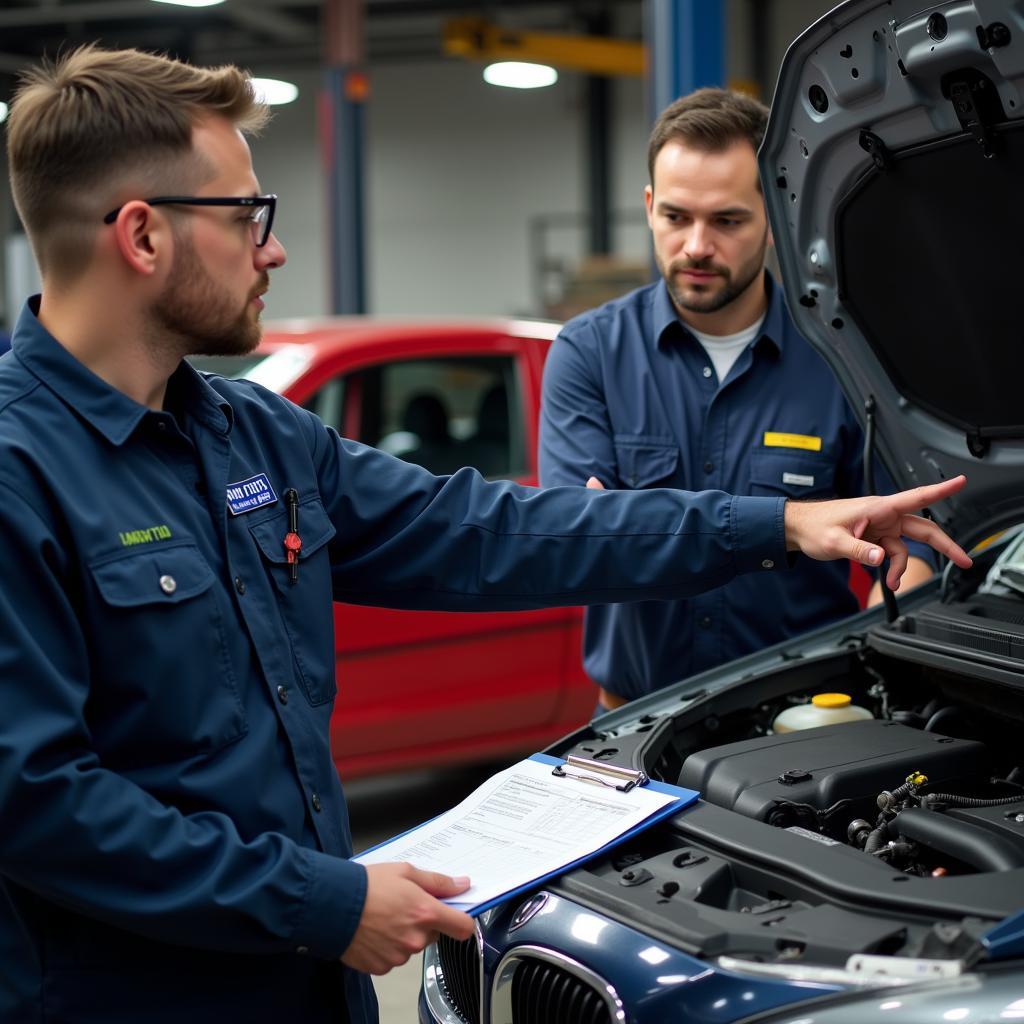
[0, 298, 790, 1023]
[540, 274, 931, 700]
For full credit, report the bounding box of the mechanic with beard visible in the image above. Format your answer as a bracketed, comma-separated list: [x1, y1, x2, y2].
[0, 50, 971, 1024]
[540, 89, 935, 713]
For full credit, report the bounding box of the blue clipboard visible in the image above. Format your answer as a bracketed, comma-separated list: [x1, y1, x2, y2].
[355, 752, 699, 917]
[455, 753, 698, 916]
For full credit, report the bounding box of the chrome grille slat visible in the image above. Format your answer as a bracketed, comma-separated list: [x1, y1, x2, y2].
[436, 932, 482, 1023]
[493, 947, 623, 1024]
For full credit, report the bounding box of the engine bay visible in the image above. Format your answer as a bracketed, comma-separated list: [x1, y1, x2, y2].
[545, 581, 1024, 968]
[678, 718, 1024, 876]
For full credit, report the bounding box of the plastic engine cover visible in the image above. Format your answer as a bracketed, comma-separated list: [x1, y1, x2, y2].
[678, 720, 989, 821]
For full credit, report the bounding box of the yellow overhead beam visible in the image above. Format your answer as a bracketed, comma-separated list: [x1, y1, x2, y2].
[443, 17, 646, 78]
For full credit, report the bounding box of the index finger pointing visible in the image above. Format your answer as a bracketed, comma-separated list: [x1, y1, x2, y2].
[889, 475, 967, 515]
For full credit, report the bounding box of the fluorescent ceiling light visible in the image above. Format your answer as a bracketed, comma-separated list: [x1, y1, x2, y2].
[0, 102, 7, 125]
[250, 78, 299, 106]
[483, 61, 558, 89]
[150, 0, 226, 7]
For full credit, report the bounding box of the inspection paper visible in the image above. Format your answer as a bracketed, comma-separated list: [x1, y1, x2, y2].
[354, 754, 692, 913]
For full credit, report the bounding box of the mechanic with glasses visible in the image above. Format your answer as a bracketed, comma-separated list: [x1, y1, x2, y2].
[0, 45, 971, 1024]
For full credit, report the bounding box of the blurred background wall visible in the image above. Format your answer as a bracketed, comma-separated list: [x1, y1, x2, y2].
[0, 0, 838, 328]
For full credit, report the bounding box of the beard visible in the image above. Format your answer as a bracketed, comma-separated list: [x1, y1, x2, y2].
[152, 233, 267, 358]
[658, 227, 768, 316]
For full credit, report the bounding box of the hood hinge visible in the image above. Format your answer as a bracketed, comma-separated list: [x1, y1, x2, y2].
[942, 69, 1007, 159]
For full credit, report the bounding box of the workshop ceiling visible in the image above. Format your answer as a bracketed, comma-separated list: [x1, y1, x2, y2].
[0, 0, 644, 88]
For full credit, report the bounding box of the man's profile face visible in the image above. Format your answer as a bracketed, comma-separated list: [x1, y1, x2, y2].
[151, 115, 285, 357]
[645, 138, 770, 319]
[153, 227, 266, 357]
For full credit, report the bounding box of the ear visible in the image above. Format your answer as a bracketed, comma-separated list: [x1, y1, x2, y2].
[644, 185, 654, 230]
[109, 201, 169, 277]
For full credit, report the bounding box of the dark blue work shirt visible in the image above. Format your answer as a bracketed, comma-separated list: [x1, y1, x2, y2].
[540, 274, 930, 700]
[0, 299, 790, 1023]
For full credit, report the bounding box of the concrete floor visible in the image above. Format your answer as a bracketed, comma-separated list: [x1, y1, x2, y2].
[346, 762, 505, 1023]
[373, 955, 426, 1023]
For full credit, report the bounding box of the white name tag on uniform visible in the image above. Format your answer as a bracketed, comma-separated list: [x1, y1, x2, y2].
[782, 472, 815, 488]
[226, 473, 278, 515]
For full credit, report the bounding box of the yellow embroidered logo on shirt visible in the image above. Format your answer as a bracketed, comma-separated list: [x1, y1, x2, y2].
[119, 525, 173, 547]
[763, 432, 822, 452]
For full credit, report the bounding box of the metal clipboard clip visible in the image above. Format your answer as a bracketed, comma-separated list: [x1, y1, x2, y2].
[551, 754, 649, 793]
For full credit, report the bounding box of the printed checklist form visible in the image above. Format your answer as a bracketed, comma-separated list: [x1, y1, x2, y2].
[354, 753, 698, 914]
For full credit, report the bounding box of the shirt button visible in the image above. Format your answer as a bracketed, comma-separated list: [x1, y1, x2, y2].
[703, 461, 714, 473]
[159, 575, 177, 595]
[311, 792, 322, 813]
[277, 685, 289, 705]
[702, 366, 713, 379]
[699, 615, 712, 629]
[234, 576, 246, 595]
[296, 945, 310, 956]
[762, 559, 775, 569]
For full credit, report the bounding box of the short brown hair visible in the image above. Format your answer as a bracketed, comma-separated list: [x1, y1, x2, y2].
[6, 44, 269, 281]
[647, 87, 768, 185]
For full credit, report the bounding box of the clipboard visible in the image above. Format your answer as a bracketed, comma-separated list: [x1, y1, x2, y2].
[354, 752, 698, 916]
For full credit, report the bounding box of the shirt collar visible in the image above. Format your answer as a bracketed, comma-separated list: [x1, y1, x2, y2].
[653, 270, 787, 355]
[12, 296, 233, 446]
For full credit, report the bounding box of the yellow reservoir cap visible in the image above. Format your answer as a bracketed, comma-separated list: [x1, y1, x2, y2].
[812, 693, 852, 709]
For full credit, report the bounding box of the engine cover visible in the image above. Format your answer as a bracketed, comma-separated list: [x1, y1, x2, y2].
[678, 719, 989, 821]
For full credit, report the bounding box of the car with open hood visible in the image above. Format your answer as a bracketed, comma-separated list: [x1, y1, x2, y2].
[419, 1, 1024, 1020]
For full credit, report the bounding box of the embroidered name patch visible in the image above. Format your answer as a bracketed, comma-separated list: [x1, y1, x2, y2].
[763, 431, 822, 452]
[782, 472, 816, 488]
[119, 525, 173, 547]
[226, 473, 278, 516]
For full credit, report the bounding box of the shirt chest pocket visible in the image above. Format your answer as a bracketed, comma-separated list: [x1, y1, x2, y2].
[87, 543, 246, 762]
[748, 449, 837, 499]
[249, 499, 338, 706]
[613, 437, 680, 490]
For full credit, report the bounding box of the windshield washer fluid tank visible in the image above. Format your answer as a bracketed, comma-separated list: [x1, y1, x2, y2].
[773, 692, 873, 733]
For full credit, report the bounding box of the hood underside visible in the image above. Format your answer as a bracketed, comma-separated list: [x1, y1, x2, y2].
[762, 0, 1024, 548]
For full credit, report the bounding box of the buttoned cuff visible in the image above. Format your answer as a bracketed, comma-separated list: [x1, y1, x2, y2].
[729, 495, 788, 575]
[290, 847, 368, 960]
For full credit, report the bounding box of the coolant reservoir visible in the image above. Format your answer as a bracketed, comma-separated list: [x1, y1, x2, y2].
[772, 693, 873, 733]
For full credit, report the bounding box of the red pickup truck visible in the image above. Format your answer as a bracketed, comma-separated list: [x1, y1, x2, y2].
[194, 318, 594, 780]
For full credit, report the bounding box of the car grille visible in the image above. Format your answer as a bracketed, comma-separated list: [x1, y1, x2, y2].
[437, 933, 482, 1023]
[492, 948, 623, 1024]
[510, 958, 612, 1024]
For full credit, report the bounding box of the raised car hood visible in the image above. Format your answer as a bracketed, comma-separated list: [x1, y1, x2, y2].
[761, 0, 1024, 548]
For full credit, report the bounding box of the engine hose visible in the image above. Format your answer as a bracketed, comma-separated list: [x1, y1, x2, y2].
[864, 821, 891, 856]
[895, 808, 1024, 872]
[924, 706, 961, 733]
[922, 793, 1024, 808]
[878, 781, 915, 812]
